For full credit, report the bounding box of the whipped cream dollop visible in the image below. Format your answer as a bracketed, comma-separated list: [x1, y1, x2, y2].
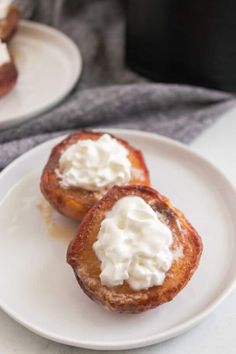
[93, 196, 173, 291]
[58, 134, 131, 191]
[0, 40, 10, 66]
[0, 1, 11, 20]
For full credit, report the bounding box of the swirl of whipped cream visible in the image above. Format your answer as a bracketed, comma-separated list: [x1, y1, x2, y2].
[0, 40, 10, 66]
[0, 1, 11, 20]
[93, 196, 173, 291]
[57, 134, 131, 191]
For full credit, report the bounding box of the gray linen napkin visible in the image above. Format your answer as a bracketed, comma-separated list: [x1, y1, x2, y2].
[0, 0, 235, 170]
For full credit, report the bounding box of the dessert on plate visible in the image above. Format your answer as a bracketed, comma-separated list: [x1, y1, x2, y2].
[67, 185, 203, 313]
[0, 1, 20, 42]
[40, 131, 150, 221]
[0, 39, 17, 96]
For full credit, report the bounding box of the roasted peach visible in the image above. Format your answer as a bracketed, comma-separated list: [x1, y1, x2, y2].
[40, 131, 150, 221]
[67, 185, 203, 313]
[0, 60, 18, 97]
[0, 5, 20, 42]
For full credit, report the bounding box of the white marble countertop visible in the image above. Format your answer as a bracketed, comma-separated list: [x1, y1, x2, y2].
[0, 107, 236, 354]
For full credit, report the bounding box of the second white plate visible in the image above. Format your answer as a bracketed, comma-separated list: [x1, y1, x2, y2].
[0, 129, 235, 350]
[0, 20, 82, 129]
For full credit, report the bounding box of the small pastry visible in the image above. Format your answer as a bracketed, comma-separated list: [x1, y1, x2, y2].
[67, 185, 202, 313]
[0, 39, 17, 96]
[40, 131, 150, 221]
[0, 2, 20, 42]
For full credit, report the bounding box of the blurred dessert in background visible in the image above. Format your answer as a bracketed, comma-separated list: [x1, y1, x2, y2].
[0, 1, 20, 42]
[0, 39, 18, 96]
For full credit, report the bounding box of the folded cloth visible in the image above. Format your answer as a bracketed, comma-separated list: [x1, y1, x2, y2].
[0, 83, 235, 170]
[0, 0, 235, 170]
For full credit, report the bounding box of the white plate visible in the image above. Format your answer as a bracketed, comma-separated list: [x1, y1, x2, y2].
[0, 129, 235, 350]
[0, 20, 82, 129]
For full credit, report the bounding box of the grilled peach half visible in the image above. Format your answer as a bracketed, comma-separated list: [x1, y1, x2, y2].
[67, 185, 203, 313]
[0, 5, 20, 42]
[40, 131, 150, 221]
[0, 60, 18, 97]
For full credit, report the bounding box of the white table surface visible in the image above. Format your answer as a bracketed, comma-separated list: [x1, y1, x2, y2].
[0, 107, 236, 354]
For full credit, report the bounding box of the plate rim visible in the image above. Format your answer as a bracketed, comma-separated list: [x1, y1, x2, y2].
[0, 128, 236, 350]
[0, 20, 82, 129]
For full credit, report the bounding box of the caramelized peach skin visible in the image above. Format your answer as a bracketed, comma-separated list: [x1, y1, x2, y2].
[0, 61, 18, 97]
[40, 131, 150, 221]
[67, 185, 203, 313]
[0, 5, 20, 42]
